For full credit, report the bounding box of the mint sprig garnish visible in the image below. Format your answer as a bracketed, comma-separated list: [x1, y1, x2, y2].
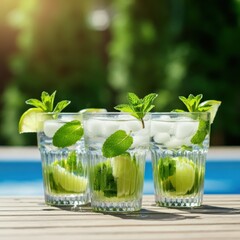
[102, 130, 133, 158]
[175, 94, 203, 112]
[102, 92, 157, 158]
[174, 94, 211, 113]
[26, 90, 82, 148]
[53, 120, 83, 148]
[173, 94, 218, 145]
[26, 90, 70, 113]
[114, 92, 158, 128]
[25, 90, 75, 148]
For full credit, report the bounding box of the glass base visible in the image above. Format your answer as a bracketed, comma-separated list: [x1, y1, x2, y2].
[91, 198, 142, 212]
[44, 193, 90, 206]
[155, 195, 203, 208]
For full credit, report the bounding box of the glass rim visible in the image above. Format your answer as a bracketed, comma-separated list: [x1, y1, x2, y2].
[151, 112, 210, 116]
[36, 112, 81, 116]
[82, 112, 151, 121]
[82, 111, 151, 116]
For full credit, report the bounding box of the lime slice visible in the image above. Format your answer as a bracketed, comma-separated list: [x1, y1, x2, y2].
[111, 154, 139, 197]
[52, 165, 87, 193]
[199, 100, 221, 124]
[78, 108, 107, 121]
[169, 157, 195, 195]
[79, 108, 107, 114]
[18, 108, 44, 133]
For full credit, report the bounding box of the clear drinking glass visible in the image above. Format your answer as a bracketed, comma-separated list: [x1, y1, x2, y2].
[83, 112, 151, 212]
[150, 112, 210, 208]
[37, 113, 89, 206]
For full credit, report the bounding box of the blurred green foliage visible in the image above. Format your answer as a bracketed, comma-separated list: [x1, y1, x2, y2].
[109, 0, 184, 108]
[108, 0, 240, 145]
[0, 0, 240, 145]
[1, 0, 112, 145]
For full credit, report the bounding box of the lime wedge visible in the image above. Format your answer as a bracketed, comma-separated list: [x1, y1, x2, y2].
[78, 108, 107, 121]
[18, 108, 44, 133]
[169, 157, 195, 195]
[79, 108, 107, 114]
[52, 165, 87, 193]
[199, 100, 221, 124]
[111, 154, 138, 197]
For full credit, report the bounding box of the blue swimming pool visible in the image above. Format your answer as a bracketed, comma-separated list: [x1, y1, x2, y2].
[1, 160, 240, 195]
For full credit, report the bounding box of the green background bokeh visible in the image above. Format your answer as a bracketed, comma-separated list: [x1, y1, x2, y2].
[0, 0, 239, 146]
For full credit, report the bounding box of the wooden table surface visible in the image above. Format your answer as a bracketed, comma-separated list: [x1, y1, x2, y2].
[0, 195, 240, 240]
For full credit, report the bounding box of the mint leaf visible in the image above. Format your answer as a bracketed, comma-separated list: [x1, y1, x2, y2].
[102, 130, 133, 158]
[53, 120, 83, 148]
[55, 151, 83, 174]
[25, 90, 70, 114]
[128, 92, 140, 105]
[53, 100, 71, 113]
[66, 151, 77, 169]
[114, 104, 134, 113]
[198, 105, 212, 112]
[191, 119, 209, 145]
[174, 93, 221, 146]
[143, 93, 158, 112]
[93, 160, 117, 197]
[158, 156, 176, 181]
[114, 92, 158, 128]
[114, 104, 139, 119]
[179, 94, 203, 112]
[25, 99, 46, 110]
[66, 151, 83, 174]
[41, 91, 56, 112]
[171, 109, 185, 112]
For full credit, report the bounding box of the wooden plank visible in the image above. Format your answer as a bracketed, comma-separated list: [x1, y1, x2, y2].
[0, 226, 240, 239]
[0, 195, 239, 240]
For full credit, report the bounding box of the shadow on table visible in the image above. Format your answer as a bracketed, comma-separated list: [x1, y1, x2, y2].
[103, 209, 199, 221]
[42, 203, 92, 212]
[177, 204, 240, 215]
[42, 203, 240, 219]
[43, 205, 198, 221]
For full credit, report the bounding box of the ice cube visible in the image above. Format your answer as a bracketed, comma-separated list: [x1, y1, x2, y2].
[144, 121, 151, 130]
[175, 121, 198, 139]
[44, 120, 65, 138]
[165, 137, 185, 148]
[119, 120, 142, 133]
[131, 135, 149, 148]
[85, 136, 104, 148]
[153, 133, 170, 144]
[85, 119, 119, 138]
[101, 120, 119, 137]
[159, 115, 172, 121]
[184, 137, 192, 146]
[130, 128, 149, 148]
[151, 120, 174, 136]
[84, 119, 103, 137]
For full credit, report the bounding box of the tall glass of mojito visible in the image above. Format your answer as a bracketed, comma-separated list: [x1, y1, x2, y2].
[151, 112, 210, 207]
[83, 112, 151, 212]
[37, 113, 89, 206]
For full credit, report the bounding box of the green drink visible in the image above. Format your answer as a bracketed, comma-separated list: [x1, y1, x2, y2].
[44, 153, 87, 195]
[83, 112, 150, 212]
[90, 153, 145, 205]
[151, 94, 221, 208]
[19, 91, 90, 206]
[37, 113, 89, 206]
[150, 112, 210, 207]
